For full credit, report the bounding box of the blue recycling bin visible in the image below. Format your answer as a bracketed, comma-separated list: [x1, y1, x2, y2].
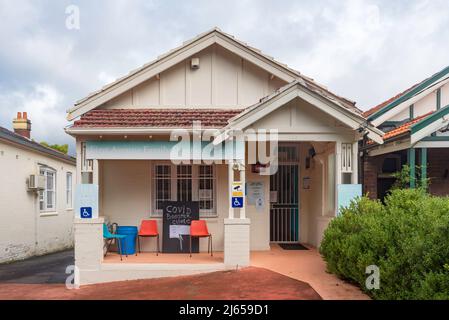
[116, 226, 138, 255]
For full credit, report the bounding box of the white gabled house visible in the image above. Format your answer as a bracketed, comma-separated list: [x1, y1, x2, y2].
[65, 28, 382, 285]
[0, 112, 76, 263]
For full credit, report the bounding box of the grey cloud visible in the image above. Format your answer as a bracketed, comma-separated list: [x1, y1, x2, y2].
[0, 0, 448, 154]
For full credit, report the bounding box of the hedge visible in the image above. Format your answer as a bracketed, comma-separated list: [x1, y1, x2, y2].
[320, 189, 449, 300]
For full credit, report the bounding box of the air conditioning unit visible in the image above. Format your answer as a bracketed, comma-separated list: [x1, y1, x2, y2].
[28, 174, 45, 190]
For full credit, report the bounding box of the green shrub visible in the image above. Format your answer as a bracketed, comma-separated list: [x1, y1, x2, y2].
[320, 189, 449, 300]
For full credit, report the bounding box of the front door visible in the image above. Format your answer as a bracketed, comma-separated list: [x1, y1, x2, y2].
[270, 145, 299, 243]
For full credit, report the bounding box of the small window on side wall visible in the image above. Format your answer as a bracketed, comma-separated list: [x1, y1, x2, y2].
[66, 172, 73, 208]
[381, 156, 401, 174]
[39, 166, 56, 212]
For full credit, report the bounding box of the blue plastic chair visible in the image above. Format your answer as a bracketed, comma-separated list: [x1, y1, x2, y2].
[103, 223, 127, 261]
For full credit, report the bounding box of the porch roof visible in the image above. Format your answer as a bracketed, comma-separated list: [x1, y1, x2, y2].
[72, 108, 244, 129]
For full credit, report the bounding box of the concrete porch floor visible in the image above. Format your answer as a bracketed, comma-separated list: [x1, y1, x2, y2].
[103, 251, 223, 264]
[251, 244, 369, 300]
[102, 244, 369, 300]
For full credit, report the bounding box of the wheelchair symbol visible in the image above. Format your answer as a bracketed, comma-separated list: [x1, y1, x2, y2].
[231, 197, 243, 208]
[80, 207, 92, 219]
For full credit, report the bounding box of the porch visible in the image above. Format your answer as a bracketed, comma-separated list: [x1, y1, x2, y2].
[100, 244, 368, 299]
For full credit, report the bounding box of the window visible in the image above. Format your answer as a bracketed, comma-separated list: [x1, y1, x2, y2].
[39, 167, 56, 212]
[66, 172, 73, 208]
[199, 165, 215, 214]
[154, 165, 171, 211]
[177, 165, 192, 202]
[381, 156, 401, 174]
[152, 164, 216, 217]
[341, 143, 353, 173]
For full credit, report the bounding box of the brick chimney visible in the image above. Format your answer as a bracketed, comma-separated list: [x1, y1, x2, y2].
[13, 112, 31, 139]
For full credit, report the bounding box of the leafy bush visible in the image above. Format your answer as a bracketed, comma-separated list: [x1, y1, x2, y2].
[320, 189, 449, 300]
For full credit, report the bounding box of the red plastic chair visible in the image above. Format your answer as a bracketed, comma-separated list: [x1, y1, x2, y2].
[136, 220, 160, 255]
[190, 220, 212, 257]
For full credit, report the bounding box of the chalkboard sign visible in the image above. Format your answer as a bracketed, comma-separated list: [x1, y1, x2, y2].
[162, 201, 199, 253]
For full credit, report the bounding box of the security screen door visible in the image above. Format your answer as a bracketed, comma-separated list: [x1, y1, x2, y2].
[270, 145, 299, 243]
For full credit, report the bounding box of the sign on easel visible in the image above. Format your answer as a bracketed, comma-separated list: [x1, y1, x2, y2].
[74, 184, 99, 219]
[231, 181, 244, 208]
[162, 201, 199, 253]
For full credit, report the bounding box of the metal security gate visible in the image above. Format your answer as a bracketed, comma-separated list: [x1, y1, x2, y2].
[270, 145, 299, 243]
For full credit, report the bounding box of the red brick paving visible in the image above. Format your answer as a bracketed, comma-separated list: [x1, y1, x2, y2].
[0, 267, 321, 300]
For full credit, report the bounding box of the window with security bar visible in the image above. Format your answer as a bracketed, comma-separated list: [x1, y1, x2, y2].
[152, 163, 216, 217]
[154, 164, 171, 211]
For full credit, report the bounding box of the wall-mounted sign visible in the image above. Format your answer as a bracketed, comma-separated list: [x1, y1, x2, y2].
[80, 207, 92, 219]
[247, 181, 265, 212]
[231, 181, 244, 208]
[303, 177, 311, 190]
[231, 197, 244, 208]
[74, 184, 98, 219]
[232, 181, 244, 197]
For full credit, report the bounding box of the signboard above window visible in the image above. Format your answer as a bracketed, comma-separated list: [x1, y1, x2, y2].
[85, 141, 244, 161]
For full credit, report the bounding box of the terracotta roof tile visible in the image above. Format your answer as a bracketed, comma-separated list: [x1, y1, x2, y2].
[73, 108, 244, 128]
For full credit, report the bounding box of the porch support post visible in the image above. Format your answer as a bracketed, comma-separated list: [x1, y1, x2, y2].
[351, 141, 358, 184]
[335, 141, 342, 215]
[93, 159, 99, 185]
[228, 160, 234, 219]
[239, 160, 246, 219]
[76, 140, 82, 184]
[421, 148, 427, 189]
[408, 148, 416, 188]
[74, 217, 104, 286]
[224, 158, 250, 268]
[224, 218, 250, 267]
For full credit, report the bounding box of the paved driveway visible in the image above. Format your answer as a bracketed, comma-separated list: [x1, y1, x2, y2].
[0, 250, 74, 284]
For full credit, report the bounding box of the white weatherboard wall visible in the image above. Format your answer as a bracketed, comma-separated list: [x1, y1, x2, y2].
[100, 45, 286, 110]
[0, 142, 75, 263]
[388, 82, 449, 123]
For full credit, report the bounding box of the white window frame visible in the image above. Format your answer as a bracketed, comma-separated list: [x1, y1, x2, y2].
[341, 143, 353, 173]
[151, 163, 217, 218]
[66, 172, 73, 209]
[39, 166, 57, 213]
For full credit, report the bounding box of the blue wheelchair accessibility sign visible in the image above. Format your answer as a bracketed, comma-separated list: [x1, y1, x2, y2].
[80, 207, 92, 219]
[231, 197, 244, 208]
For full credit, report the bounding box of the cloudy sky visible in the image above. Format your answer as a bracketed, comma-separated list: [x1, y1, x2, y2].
[1, 0, 448, 154]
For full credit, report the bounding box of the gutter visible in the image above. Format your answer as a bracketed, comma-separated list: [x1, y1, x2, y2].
[65, 126, 222, 136]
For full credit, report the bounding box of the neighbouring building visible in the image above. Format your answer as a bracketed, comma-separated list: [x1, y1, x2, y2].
[65, 28, 382, 285]
[362, 66, 449, 200]
[0, 112, 76, 263]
